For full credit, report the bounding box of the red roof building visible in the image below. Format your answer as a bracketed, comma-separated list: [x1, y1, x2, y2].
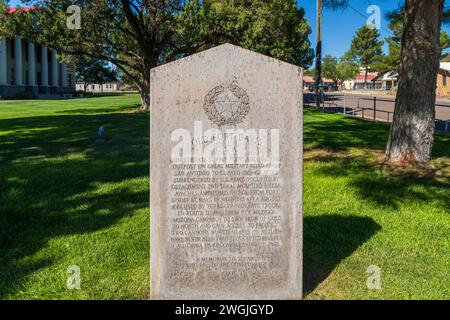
[7, 7, 37, 14]
[354, 74, 379, 82]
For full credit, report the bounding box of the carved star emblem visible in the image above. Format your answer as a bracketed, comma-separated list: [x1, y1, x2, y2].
[215, 90, 240, 119]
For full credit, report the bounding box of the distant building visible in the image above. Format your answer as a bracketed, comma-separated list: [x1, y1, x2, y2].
[75, 81, 121, 93]
[372, 71, 399, 91]
[343, 73, 381, 90]
[341, 62, 450, 95]
[0, 7, 74, 97]
[437, 62, 450, 96]
[303, 76, 334, 90]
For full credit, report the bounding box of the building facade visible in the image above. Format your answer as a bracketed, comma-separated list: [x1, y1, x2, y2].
[437, 62, 450, 96]
[0, 36, 74, 98]
[343, 73, 382, 91]
[75, 81, 121, 93]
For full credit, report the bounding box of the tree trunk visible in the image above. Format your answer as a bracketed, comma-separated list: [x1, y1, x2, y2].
[139, 57, 155, 111]
[385, 0, 444, 166]
[140, 70, 151, 111]
[364, 66, 368, 90]
[140, 82, 150, 111]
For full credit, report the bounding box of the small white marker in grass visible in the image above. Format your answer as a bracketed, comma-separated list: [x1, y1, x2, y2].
[366, 264, 382, 290]
[67, 265, 81, 290]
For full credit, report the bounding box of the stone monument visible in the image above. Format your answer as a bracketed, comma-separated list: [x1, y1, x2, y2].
[150, 43, 303, 300]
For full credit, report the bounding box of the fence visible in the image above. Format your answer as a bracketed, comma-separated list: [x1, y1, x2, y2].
[304, 93, 450, 136]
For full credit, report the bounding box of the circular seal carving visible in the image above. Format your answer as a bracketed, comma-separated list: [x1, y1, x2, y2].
[203, 81, 250, 127]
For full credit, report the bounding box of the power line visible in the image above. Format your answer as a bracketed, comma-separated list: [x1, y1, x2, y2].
[347, 3, 394, 36]
[347, 3, 370, 21]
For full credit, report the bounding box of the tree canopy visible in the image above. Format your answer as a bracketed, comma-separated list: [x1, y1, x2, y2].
[374, 4, 450, 74]
[349, 24, 383, 85]
[322, 54, 359, 89]
[323, 0, 348, 9]
[0, 0, 313, 109]
[73, 57, 118, 92]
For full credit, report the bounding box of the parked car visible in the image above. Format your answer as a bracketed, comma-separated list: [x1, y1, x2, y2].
[307, 83, 334, 92]
[307, 83, 316, 92]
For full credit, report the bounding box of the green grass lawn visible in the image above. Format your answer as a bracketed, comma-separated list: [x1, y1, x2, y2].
[0, 94, 448, 299]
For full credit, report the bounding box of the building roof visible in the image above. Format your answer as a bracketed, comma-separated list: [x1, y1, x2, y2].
[372, 71, 398, 82]
[7, 7, 37, 14]
[353, 73, 379, 83]
[440, 62, 450, 72]
[438, 62, 450, 77]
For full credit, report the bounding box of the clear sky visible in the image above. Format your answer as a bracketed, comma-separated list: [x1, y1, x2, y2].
[299, 0, 450, 58]
[8, 0, 450, 59]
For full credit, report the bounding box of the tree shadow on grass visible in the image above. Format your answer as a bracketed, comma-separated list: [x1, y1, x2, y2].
[303, 215, 381, 296]
[303, 109, 390, 152]
[55, 106, 141, 115]
[304, 108, 450, 211]
[307, 151, 449, 212]
[0, 110, 149, 298]
[303, 109, 449, 295]
[303, 108, 450, 157]
[0, 112, 148, 162]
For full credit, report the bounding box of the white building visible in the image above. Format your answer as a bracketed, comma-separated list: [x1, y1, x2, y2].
[0, 8, 74, 98]
[76, 82, 121, 93]
[343, 73, 382, 90]
[372, 71, 399, 90]
[0, 36, 74, 98]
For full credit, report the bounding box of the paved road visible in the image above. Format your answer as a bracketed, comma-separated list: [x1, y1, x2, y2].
[325, 93, 450, 122]
[304, 92, 450, 135]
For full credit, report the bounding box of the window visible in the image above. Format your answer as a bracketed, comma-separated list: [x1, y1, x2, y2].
[443, 75, 447, 87]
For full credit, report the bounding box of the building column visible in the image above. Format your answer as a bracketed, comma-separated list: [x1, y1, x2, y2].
[61, 64, 68, 87]
[41, 46, 48, 87]
[28, 41, 36, 87]
[0, 38, 7, 85]
[14, 37, 23, 86]
[51, 49, 58, 87]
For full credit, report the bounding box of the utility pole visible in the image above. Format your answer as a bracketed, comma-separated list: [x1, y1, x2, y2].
[315, 0, 323, 108]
